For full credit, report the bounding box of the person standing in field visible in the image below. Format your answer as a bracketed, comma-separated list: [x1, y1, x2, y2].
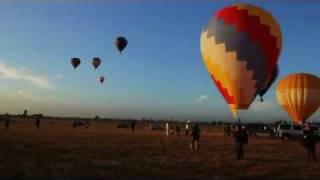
[302, 124, 317, 161]
[234, 124, 248, 160]
[224, 124, 231, 136]
[227, 124, 231, 136]
[185, 121, 190, 136]
[4, 113, 10, 130]
[35, 114, 43, 130]
[85, 120, 90, 128]
[165, 122, 169, 136]
[175, 125, 180, 136]
[190, 123, 201, 152]
[131, 121, 136, 132]
[170, 123, 174, 136]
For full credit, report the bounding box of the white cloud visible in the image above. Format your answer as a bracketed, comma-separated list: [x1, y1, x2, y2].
[196, 95, 209, 103]
[0, 63, 51, 89]
[16, 89, 37, 99]
[16, 89, 57, 103]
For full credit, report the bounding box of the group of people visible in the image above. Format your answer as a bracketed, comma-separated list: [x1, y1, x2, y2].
[2, 113, 43, 130]
[165, 122, 201, 152]
[2, 115, 318, 161]
[164, 121, 248, 157]
[224, 122, 318, 161]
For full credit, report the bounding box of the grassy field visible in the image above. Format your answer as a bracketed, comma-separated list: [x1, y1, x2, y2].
[0, 118, 319, 179]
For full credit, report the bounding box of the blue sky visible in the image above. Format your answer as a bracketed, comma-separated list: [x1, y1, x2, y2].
[0, 0, 319, 122]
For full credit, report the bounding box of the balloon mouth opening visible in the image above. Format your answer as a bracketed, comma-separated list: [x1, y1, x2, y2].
[229, 104, 251, 119]
[230, 108, 237, 119]
[260, 96, 264, 102]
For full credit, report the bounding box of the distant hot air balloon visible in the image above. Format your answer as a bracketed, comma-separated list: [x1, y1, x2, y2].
[92, 57, 101, 70]
[276, 73, 320, 124]
[200, 4, 282, 118]
[71, 57, 81, 70]
[99, 76, 105, 84]
[115, 36, 128, 54]
[258, 64, 279, 102]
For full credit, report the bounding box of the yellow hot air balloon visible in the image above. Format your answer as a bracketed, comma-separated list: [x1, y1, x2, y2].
[200, 4, 282, 117]
[276, 73, 320, 124]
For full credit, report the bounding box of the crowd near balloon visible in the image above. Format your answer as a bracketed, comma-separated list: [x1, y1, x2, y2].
[70, 36, 128, 84]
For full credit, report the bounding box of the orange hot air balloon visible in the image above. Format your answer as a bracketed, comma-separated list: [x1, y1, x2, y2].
[276, 73, 320, 124]
[200, 4, 282, 117]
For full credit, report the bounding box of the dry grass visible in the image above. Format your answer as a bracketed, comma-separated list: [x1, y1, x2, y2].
[0, 118, 319, 178]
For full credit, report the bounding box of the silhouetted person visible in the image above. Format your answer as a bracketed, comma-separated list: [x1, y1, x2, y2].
[224, 124, 231, 136]
[190, 123, 201, 152]
[227, 125, 231, 136]
[4, 113, 10, 130]
[165, 122, 169, 136]
[185, 122, 190, 136]
[303, 124, 317, 161]
[35, 114, 43, 130]
[23, 110, 28, 118]
[170, 124, 174, 136]
[131, 121, 136, 132]
[176, 125, 180, 136]
[234, 124, 248, 160]
[86, 120, 90, 128]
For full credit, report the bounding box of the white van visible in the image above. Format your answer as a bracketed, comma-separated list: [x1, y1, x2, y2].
[276, 124, 320, 140]
[276, 124, 303, 140]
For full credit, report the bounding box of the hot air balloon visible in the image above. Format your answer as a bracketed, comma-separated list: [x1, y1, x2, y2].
[276, 73, 320, 124]
[258, 64, 279, 102]
[115, 36, 128, 54]
[92, 57, 101, 70]
[200, 4, 282, 118]
[99, 76, 105, 84]
[71, 57, 81, 70]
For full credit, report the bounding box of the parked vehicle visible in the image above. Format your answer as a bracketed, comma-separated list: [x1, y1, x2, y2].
[276, 123, 320, 140]
[276, 124, 303, 140]
[146, 124, 164, 130]
[246, 123, 273, 136]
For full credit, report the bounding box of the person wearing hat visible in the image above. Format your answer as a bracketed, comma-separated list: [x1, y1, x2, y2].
[190, 123, 201, 152]
[303, 124, 317, 161]
[234, 124, 248, 160]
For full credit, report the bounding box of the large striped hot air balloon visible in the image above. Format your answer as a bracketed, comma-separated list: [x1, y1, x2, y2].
[200, 4, 282, 117]
[276, 73, 320, 124]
